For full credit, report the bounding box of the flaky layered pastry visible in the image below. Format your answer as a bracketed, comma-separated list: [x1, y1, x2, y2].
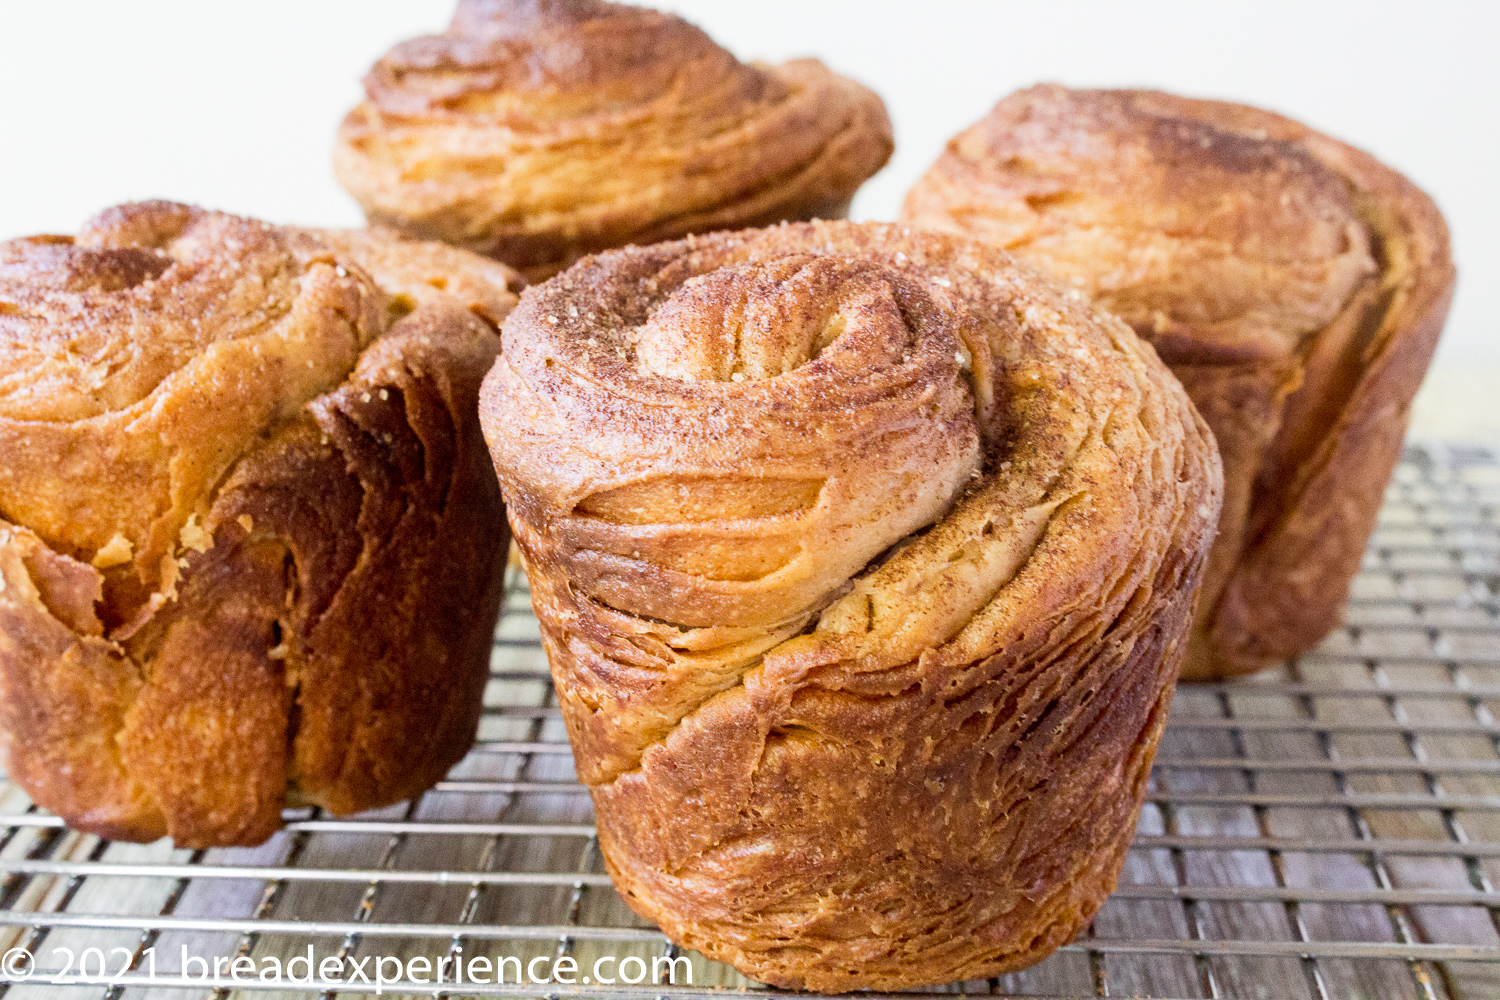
[334, 0, 893, 282]
[903, 85, 1455, 679]
[481, 221, 1222, 990]
[0, 202, 520, 847]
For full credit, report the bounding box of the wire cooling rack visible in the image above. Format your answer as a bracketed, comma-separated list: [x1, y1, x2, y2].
[1, 444, 1498, 1000]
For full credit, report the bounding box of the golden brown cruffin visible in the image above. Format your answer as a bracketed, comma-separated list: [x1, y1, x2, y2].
[902, 85, 1456, 680]
[480, 220, 1223, 991]
[333, 0, 894, 282]
[0, 201, 521, 848]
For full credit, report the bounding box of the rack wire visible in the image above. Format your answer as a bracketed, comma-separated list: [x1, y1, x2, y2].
[1, 443, 1497, 999]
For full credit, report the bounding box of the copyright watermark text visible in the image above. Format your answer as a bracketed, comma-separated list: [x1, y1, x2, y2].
[0, 945, 689, 992]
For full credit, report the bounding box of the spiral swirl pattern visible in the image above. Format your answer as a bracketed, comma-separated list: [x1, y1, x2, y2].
[334, 0, 893, 280]
[0, 203, 518, 846]
[482, 221, 1222, 989]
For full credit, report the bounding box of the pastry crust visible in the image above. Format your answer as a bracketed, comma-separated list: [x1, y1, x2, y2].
[333, 0, 893, 282]
[903, 86, 1455, 679]
[481, 221, 1222, 990]
[0, 202, 518, 847]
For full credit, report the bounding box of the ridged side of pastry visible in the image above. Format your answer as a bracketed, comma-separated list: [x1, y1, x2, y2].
[481, 221, 1222, 990]
[0, 202, 519, 847]
[334, 0, 893, 281]
[903, 86, 1455, 678]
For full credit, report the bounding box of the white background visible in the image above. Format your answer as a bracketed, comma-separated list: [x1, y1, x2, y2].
[1, 1, 1494, 435]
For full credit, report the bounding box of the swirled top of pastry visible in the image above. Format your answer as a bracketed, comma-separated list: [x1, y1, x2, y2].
[0, 202, 519, 627]
[903, 85, 1378, 365]
[334, 0, 893, 278]
[485, 220, 1220, 652]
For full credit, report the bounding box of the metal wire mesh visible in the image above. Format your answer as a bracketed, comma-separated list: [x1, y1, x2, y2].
[1, 443, 1497, 999]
